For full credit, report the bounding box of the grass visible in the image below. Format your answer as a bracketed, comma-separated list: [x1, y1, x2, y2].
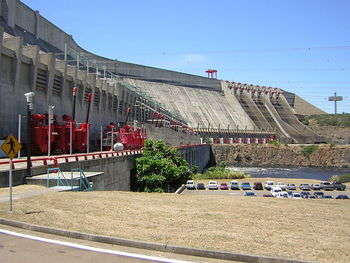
[0, 188, 349, 263]
[0, 185, 47, 196]
[304, 114, 350, 127]
[192, 166, 249, 180]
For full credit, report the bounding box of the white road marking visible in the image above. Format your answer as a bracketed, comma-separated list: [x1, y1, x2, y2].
[0, 228, 193, 263]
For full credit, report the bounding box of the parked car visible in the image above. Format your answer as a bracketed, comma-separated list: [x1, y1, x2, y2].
[207, 181, 219, 190]
[323, 195, 333, 199]
[264, 181, 275, 190]
[241, 182, 252, 190]
[196, 183, 206, 190]
[299, 184, 311, 191]
[291, 193, 302, 199]
[300, 191, 311, 198]
[230, 181, 240, 190]
[244, 191, 256, 197]
[263, 194, 274, 197]
[220, 183, 229, 190]
[185, 180, 196, 190]
[314, 191, 324, 198]
[253, 182, 263, 190]
[333, 182, 346, 191]
[320, 182, 334, 191]
[286, 183, 296, 190]
[335, 194, 349, 199]
[271, 187, 283, 197]
[311, 184, 322, 190]
[309, 195, 316, 199]
[276, 182, 287, 191]
[276, 192, 288, 198]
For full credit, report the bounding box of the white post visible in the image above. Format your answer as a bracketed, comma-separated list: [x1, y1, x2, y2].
[69, 121, 73, 155]
[100, 126, 103, 152]
[9, 159, 13, 212]
[87, 126, 90, 153]
[18, 114, 21, 158]
[48, 106, 54, 157]
[111, 127, 114, 151]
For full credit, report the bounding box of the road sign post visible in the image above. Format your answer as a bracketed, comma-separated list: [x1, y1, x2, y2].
[1, 135, 22, 212]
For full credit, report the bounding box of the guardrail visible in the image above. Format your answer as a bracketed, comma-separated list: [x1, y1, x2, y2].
[0, 144, 207, 170]
[0, 149, 143, 170]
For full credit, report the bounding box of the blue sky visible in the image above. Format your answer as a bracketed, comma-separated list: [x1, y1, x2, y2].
[23, 0, 350, 113]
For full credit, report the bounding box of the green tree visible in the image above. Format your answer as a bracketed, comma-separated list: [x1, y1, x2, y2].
[135, 139, 192, 192]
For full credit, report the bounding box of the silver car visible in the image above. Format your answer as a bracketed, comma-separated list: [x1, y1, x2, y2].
[207, 181, 219, 190]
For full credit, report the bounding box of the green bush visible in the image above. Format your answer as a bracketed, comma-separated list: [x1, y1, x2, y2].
[330, 174, 350, 183]
[192, 166, 249, 180]
[135, 139, 192, 192]
[305, 114, 350, 127]
[268, 140, 281, 146]
[301, 145, 319, 157]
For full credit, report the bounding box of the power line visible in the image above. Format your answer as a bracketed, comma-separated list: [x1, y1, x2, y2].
[130, 45, 350, 56]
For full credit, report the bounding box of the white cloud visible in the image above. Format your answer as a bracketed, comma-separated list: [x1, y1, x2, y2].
[182, 54, 206, 64]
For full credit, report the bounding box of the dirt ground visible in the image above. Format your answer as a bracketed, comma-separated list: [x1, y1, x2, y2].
[0, 187, 349, 263]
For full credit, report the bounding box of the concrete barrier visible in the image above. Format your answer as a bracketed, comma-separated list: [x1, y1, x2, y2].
[0, 218, 314, 263]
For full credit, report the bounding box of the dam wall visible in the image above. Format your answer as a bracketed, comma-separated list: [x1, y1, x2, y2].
[0, 0, 325, 145]
[1, 0, 221, 91]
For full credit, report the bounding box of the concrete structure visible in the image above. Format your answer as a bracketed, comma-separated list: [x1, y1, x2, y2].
[0, 0, 325, 148]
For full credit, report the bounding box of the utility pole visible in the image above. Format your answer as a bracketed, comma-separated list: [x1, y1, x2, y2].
[328, 92, 343, 114]
[24, 92, 35, 177]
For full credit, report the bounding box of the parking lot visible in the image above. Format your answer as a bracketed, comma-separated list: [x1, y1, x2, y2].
[182, 178, 350, 199]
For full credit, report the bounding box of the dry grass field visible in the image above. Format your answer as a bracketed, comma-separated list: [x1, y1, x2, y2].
[0, 189, 349, 263]
[0, 185, 47, 195]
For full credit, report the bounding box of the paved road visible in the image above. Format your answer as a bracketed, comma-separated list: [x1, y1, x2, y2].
[0, 229, 191, 263]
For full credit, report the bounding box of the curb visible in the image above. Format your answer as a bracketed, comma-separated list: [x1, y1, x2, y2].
[174, 184, 186, 194]
[0, 218, 314, 263]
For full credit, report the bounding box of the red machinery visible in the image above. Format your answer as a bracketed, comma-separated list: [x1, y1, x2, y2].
[30, 91, 93, 154]
[102, 107, 147, 151]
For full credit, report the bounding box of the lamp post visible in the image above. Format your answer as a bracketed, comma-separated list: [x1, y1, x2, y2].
[24, 92, 35, 177]
[48, 105, 55, 157]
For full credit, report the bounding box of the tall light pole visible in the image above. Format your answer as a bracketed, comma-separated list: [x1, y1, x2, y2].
[24, 92, 35, 177]
[328, 92, 343, 114]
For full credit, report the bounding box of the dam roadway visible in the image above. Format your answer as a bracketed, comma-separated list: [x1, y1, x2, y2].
[0, 228, 240, 263]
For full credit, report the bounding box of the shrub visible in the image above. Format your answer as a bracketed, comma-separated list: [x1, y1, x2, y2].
[301, 145, 319, 157]
[330, 174, 350, 183]
[268, 140, 281, 146]
[136, 139, 192, 192]
[192, 166, 249, 180]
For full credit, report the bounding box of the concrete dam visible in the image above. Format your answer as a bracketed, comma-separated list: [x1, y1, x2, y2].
[0, 0, 325, 147]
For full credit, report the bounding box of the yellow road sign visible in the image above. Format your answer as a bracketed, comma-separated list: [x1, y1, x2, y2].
[1, 135, 21, 160]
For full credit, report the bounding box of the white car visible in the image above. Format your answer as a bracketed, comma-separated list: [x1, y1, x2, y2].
[271, 186, 282, 197]
[286, 183, 296, 190]
[264, 181, 275, 190]
[276, 182, 287, 190]
[207, 181, 219, 190]
[185, 180, 196, 190]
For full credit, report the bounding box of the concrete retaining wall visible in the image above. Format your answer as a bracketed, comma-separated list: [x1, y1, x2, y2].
[0, 145, 212, 188]
[0, 154, 139, 190]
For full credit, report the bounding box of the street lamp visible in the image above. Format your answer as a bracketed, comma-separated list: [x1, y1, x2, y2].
[24, 92, 35, 177]
[48, 105, 55, 157]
